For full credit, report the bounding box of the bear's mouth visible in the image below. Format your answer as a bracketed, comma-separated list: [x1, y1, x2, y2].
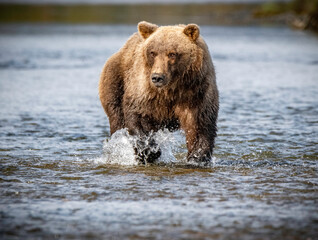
[152, 81, 167, 88]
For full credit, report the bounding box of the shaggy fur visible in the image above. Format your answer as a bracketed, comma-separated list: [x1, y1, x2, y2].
[99, 21, 219, 164]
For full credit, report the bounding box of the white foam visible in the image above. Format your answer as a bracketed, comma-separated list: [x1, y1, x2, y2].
[97, 129, 187, 166]
[154, 129, 187, 164]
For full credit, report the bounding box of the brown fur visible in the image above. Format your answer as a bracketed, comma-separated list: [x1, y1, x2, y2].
[99, 21, 219, 164]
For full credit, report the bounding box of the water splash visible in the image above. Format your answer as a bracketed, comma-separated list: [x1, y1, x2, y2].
[154, 129, 186, 164]
[95, 129, 187, 166]
[95, 129, 137, 165]
[96, 129, 187, 166]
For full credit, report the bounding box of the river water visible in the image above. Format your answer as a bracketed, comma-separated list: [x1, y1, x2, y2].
[0, 24, 317, 239]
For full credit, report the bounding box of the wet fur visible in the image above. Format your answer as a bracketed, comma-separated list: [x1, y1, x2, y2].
[99, 21, 219, 164]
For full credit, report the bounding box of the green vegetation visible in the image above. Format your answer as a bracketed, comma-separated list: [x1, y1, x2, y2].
[0, 3, 263, 26]
[291, 0, 318, 15]
[0, 1, 317, 31]
[255, 0, 318, 31]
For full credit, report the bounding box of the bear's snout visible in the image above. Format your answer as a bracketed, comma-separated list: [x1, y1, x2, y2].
[151, 73, 166, 87]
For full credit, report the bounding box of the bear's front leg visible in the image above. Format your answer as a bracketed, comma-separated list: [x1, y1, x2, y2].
[134, 136, 161, 164]
[124, 110, 161, 164]
[186, 136, 213, 164]
[176, 106, 218, 165]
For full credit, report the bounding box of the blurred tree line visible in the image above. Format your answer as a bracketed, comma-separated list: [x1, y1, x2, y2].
[0, 0, 317, 31]
[256, 0, 318, 31]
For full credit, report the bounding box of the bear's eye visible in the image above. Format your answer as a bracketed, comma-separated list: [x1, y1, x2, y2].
[168, 52, 177, 59]
[150, 51, 157, 57]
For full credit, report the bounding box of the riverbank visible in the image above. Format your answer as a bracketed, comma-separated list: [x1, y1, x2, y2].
[0, 2, 293, 26]
[255, 0, 318, 31]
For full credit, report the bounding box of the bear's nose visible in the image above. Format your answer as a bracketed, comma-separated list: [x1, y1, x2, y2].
[151, 73, 165, 83]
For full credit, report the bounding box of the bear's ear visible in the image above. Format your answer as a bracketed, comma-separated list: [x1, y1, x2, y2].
[183, 24, 200, 41]
[138, 21, 158, 39]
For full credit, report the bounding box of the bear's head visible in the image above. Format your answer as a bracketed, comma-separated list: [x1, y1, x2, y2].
[138, 21, 203, 88]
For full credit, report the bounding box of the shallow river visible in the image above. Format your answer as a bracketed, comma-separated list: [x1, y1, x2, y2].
[0, 24, 317, 239]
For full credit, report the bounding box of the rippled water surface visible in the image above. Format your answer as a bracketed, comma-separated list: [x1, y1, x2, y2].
[0, 24, 317, 239]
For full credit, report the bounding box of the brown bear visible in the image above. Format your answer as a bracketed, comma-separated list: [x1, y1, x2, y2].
[99, 21, 219, 164]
